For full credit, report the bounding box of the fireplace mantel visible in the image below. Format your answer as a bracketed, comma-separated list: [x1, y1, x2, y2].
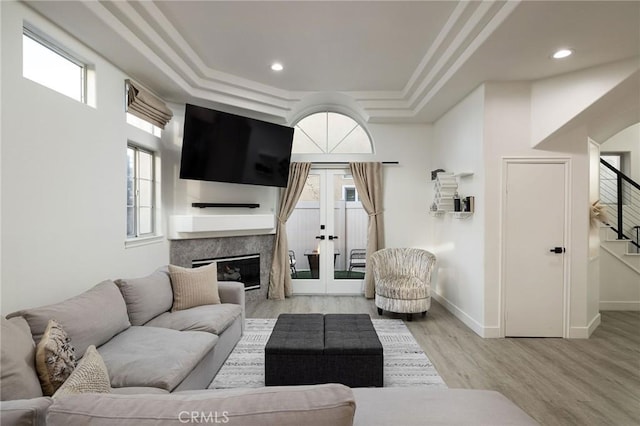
[169, 214, 275, 239]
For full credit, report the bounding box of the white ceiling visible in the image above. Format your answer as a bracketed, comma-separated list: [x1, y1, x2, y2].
[25, 1, 640, 123]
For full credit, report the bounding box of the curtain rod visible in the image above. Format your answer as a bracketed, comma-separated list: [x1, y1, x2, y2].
[309, 161, 399, 165]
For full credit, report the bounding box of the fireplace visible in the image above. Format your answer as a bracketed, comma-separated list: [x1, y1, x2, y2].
[192, 254, 260, 291]
[171, 235, 274, 301]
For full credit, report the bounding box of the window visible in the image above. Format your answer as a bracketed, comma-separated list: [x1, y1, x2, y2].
[127, 145, 156, 239]
[126, 113, 162, 137]
[343, 185, 360, 202]
[292, 112, 373, 154]
[22, 27, 86, 103]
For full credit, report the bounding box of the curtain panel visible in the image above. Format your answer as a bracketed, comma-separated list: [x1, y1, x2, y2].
[125, 79, 173, 129]
[268, 162, 311, 299]
[350, 162, 385, 298]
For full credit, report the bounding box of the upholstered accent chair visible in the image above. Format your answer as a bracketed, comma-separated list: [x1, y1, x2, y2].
[370, 248, 436, 321]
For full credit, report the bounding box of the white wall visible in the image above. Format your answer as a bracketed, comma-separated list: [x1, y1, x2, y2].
[598, 122, 640, 311]
[431, 81, 595, 338]
[600, 122, 640, 183]
[161, 106, 280, 240]
[367, 122, 432, 249]
[599, 247, 640, 310]
[483, 82, 595, 338]
[162, 105, 433, 250]
[431, 86, 486, 335]
[530, 59, 640, 147]
[1, 2, 169, 313]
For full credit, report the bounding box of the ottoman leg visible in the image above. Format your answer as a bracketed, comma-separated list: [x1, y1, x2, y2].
[406, 313, 413, 322]
[377, 307, 383, 315]
[422, 311, 427, 318]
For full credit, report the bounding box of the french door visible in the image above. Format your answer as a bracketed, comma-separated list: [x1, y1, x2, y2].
[287, 168, 366, 295]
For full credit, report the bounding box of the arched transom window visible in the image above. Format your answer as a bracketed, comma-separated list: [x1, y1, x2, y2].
[292, 112, 373, 154]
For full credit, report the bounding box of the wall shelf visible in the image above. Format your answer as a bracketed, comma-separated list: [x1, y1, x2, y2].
[449, 212, 473, 219]
[192, 203, 260, 209]
[432, 172, 457, 212]
[170, 214, 275, 234]
[453, 172, 474, 178]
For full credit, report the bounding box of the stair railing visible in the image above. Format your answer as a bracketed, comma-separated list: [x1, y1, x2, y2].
[600, 158, 640, 251]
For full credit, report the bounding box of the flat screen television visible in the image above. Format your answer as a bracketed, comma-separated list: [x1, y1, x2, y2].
[179, 104, 294, 188]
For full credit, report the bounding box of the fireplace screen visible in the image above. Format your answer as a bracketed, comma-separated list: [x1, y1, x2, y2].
[192, 254, 260, 291]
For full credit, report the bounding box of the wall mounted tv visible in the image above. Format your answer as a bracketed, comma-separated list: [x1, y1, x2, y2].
[179, 104, 294, 188]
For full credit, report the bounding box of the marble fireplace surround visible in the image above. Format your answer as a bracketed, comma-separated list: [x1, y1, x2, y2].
[170, 235, 275, 302]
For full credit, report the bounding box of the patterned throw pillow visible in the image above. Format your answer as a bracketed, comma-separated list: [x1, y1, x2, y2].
[53, 345, 111, 398]
[35, 319, 77, 396]
[169, 263, 221, 312]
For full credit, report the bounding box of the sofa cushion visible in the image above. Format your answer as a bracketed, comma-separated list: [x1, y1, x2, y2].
[35, 320, 77, 396]
[53, 345, 110, 398]
[169, 263, 220, 311]
[144, 303, 242, 335]
[0, 317, 43, 400]
[46, 384, 356, 426]
[97, 326, 217, 391]
[351, 388, 538, 426]
[115, 268, 173, 326]
[0, 397, 52, 426]
[8, 280, 131, 357]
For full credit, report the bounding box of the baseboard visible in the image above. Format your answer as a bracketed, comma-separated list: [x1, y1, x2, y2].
[599, 301, 640, 311]
[568, 313, 601, 338]
[432, 293, 500, 338]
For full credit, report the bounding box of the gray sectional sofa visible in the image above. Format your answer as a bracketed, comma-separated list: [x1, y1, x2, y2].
[1, 266, 539, 426]
[1, 266, 245, 423]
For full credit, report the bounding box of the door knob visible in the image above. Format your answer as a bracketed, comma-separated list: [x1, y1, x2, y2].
[549, 247, 565, 254]
[315, 235, 325, 240]
[328, 235, 339, 240]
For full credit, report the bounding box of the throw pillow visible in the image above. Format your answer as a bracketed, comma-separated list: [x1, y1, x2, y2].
[168, 263, 221, 312]
[53, 345, 111, 398]
[35, 319, 77, 396]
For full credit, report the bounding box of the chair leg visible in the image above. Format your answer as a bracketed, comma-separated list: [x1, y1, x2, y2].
[406, 313, 413, 322]
[377, 307, 383, 315]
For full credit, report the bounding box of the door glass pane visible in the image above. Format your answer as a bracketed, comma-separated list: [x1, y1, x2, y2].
[286, 174, 321, 280]
[334, 174, 367, 280]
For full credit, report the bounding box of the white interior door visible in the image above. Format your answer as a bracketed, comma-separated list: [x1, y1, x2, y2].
[503, 160, 568, 337]
[289, 168, 364, 295]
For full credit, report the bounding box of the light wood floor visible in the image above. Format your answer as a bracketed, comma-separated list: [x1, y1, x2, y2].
[246, 296, 640, 426]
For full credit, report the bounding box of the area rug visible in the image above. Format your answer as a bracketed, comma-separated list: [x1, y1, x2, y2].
[210, 318, 447, 389]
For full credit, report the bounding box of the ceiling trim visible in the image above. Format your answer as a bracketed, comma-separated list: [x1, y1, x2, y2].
[78, 0, 519, 122]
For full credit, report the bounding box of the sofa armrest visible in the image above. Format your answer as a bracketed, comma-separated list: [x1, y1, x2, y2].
[1, 397, 52, 426]
[218, 281, 245, 329]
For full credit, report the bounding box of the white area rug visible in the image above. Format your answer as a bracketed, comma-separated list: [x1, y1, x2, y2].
[210, 318, 447, 389]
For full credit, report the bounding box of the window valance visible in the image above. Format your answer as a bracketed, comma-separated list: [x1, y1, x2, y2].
[125, 79, 173, 129]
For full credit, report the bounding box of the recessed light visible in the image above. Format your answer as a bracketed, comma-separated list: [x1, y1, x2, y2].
[271, 62, 284, 71]
[552, 49, 573, 59]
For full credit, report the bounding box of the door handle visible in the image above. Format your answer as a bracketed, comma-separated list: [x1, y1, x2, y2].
[549, 247, 565, 254]
[315, 235, 325, 240]
[328, 235, 339, 240]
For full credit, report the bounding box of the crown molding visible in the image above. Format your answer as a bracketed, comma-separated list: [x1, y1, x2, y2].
[65, 0, 519, 122]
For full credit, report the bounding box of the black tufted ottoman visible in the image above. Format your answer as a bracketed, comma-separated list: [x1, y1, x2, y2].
[264, 313, 383, 387]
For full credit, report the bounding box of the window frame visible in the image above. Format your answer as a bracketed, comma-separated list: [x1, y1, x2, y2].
[127, 144, 158, 241]
[22, 25, 87, 103]
[292, 111, 373, 155]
